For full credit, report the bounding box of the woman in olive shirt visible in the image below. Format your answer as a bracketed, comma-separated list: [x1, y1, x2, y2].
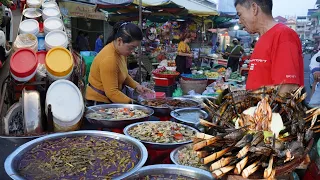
[86, 22, 152, 106]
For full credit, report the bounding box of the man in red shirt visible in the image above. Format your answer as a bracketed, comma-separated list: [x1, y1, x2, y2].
[235, 0, 304, 93]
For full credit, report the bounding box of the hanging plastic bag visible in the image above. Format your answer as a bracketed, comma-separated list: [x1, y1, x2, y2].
[309, 82, 320, 106]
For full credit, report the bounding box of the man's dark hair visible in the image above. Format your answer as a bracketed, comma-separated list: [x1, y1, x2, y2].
[234, 0, 273, 15]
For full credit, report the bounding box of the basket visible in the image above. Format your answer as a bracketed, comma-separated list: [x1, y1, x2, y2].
[180, 78, 208, 95]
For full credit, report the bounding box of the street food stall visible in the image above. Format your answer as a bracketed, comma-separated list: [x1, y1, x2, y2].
[1, 0, 320, 180]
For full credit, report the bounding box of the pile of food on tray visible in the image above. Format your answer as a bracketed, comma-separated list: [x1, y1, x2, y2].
[190, 86, 319, 179]
[86, 107, 149, 120]
[176, 144, 208, 170]
[17, 135, 140, 179]
[127, 121, 196, 143]
[204, 72, 219, 79]
[142, 99, 198, 108]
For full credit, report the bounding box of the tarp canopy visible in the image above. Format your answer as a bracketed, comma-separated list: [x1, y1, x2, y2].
[171, 0, 219, 16]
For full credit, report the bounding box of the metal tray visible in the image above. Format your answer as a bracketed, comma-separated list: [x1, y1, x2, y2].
[140, 97, 200, 116]
[85, 104, 154, 128]
[125, 164, 214, 180]
[22, 89, 42, 134]
[170, 108, 208, 126]
[170, 143, 210, 171]
[22, 8, 42, 19]
[123, 121, 198, 149]
[5, 130, 148, 180]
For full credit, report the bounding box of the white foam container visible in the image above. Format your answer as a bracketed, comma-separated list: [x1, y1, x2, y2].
[44, 17, 63, 35]
[19, 19, 39, 36]
[44, 30, 68, 50]
[47, 66, 73, 81]
[42, 7, 60, 20]
[27, 0, 41, 8]
[42, 1, 58, 9]
[45, 80, 84, 132]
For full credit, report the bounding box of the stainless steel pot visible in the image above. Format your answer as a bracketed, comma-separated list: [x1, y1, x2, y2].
[125, 164, 213, 180]
[5, 130, 148, 180]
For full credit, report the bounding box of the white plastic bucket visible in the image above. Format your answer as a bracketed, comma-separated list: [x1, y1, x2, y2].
[45, 80, 84, 132]
[11, 69, 37, 82]
[44, 30, 68, 50]
[19, 19, 39, 36]
[42, 1, 58, 9]
[44, 17, 63, 35]
[42, 7, 60, 20]
[27, 0, 41, 8]
[47, 67, 73, 81]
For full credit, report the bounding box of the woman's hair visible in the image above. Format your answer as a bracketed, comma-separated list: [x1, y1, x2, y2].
[106, 22, 143, 45]
[180, 33, 192, 41]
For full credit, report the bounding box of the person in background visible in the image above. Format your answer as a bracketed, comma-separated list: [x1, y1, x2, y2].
[84, 32, 90, 51]
[76, 31, 89, 51]
[309, 49, 320, 92]
[175, 33, 193, 74]
[213, 41, 221, 54]
[226, 38, 244, 72]
[235, 0, 304, 93]
[86, 22, 153, 106]
[95, 33, 104, 53]
[0, 0, 13, 45]
[0, 30, 10, 68]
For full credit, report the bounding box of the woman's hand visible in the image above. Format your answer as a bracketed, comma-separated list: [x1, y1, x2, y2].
[188, 53, 193, 58]
[135, 85, 154, 95]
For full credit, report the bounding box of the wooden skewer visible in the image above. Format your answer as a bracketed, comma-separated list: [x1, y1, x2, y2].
[234, 156, 248, 175]
[193, 136, 221, 151]
[242, 160, 260, 179]
[237, 144, 250, 159]
[264, 156, 274, 179]
[196, 132, 214, 140]
[202, 146, 232, 165]
[311, 125, 320, 130]
[314, 129, 320, 133]
[192, 137, 203, 143]
[212, 166, 235, 179]
[210, 157, 234, 171]
[200, 119, 217, 127]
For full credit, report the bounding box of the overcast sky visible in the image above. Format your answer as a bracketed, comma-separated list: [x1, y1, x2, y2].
[272, 0, 317, 17]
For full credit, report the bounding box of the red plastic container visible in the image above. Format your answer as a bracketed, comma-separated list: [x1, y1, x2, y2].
[154, 77, 175, 86]
[155, 92, 166, 99]
[36, 51, 47, 64]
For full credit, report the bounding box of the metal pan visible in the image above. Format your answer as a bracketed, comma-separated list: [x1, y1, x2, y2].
[140, 97, 200, 116]
[85, 104, 154, 128]
[170, 108, 208, 127]
[123, 121, 198, 149]
[125, 164, 214, 180]
[170, 143, 210, 171]
[5, 130, 148, 180]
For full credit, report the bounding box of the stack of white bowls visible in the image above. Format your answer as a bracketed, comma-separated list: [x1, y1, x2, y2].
[42, 1, 58, 9]
[27, 0, 41, 8]
[45, 30, 68, 50]
[44, 17, 63, 35]
[19, 19, 39, 36]
[42, 7, 61, 20]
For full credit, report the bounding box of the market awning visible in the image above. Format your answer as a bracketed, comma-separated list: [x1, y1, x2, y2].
[171, 0, 219, 16]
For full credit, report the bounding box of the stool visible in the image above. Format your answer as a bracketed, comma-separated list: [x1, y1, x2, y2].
[20, 0, 26, 12]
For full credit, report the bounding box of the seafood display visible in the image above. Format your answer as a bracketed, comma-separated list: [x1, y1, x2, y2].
[191, 86, 318, 179]
[86, 107, 148, 120]
[125, 121, 196, 144]
[142, 98, 198, 108]
[17, 135, 140, 179]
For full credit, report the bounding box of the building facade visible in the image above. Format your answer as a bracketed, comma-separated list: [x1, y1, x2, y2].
[296, 16, 312, 40]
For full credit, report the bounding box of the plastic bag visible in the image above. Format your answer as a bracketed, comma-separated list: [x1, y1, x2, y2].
[309, 82, 320, 106]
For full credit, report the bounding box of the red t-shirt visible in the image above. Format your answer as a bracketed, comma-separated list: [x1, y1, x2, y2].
[246, 23, 304, 90]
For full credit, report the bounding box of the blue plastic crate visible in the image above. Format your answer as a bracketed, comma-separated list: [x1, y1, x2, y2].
[80, 51, 97, 57]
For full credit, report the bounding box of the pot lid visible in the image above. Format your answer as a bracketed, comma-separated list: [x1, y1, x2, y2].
[19, 19, 39, 33]
[45, 47, 73, 77]
[10, 49, 38, 78]
[46, 80, 83, 122]
[45, 30, 67, 47]
[43, 7, 60, 16]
